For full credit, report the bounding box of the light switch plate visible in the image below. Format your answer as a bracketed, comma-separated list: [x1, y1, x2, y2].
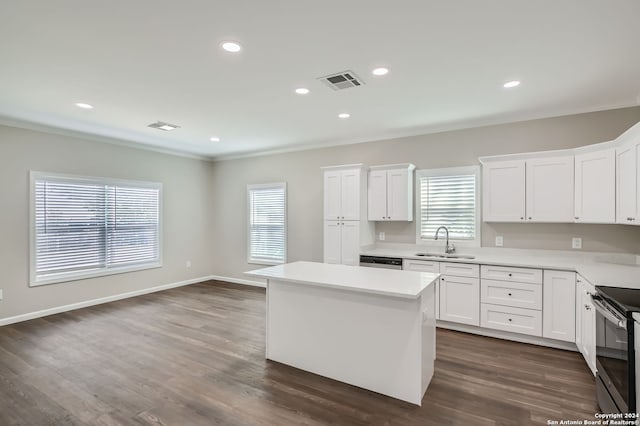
[379, 232, 385, 241]
[186, 260, 192, 268]
[572, 237, 582, 249]
[495, 236, 503, 247]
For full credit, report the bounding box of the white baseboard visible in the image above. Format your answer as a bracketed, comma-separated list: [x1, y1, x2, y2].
[437, 321, 578, 352]
[0, 274, 266, 327]
[208, 275, 266, 288]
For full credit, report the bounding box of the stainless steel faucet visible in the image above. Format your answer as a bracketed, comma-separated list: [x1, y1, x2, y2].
[434, 226, 456, 254]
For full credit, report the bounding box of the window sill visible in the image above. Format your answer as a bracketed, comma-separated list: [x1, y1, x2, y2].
[30, 262, 163, 287]
[247, 259, 286, 266]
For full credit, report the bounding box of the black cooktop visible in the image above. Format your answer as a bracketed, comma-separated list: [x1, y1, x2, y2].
[597, 286, 640, 314]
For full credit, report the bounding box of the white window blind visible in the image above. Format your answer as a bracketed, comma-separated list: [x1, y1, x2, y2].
[418, 170, 478, 241]
[32, 173, 161, 285]
[248, 183, 286, 264]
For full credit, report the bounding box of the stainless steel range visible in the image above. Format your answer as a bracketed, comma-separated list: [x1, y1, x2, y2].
[592, 286, 640, 414]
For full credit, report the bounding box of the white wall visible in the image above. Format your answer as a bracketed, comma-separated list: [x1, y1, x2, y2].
[210, 107, 640, 282]
[2, 106, 640, 321]
[0, 125, 216, 320]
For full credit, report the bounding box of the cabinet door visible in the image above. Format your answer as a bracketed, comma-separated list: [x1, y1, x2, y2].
[439, 275, 480, 326]
[368, 170, 388, 221]
[387, 169, 411, 221]
[403, 260, 440, 319]
[340, 221, 360, 266]
[340, 170, 361, 221]
[542, 270, 576, 342]
[575, 149, 616, 223]
[582, 286, 596, 375]
[324, 171, 342, 220]
[323, 221, 342, 264]
[482, 160, 525, 222]
[616, 143, 637, 224]
[575, 278, 584, 355]
[526, 156, 574, 222]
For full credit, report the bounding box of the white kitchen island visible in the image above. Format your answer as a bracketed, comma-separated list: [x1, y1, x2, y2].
[245, 261, 439, 405]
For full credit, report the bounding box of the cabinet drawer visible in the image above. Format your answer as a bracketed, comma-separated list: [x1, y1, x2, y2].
[440, 262, 479, 278]
[480, 304, 542, 337]
[403, 259, 439, 273]
[481, 279, 542, 310]
[480, 264, 542, 284]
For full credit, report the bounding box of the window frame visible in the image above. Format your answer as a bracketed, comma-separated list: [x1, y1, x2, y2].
[415, 165, 481, 248]
[29, 171, 163, 287]
[246, 182, 287, 266]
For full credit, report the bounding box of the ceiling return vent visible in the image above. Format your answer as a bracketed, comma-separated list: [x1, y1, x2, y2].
[318, 71, 364, 91]
[148, 121, 180, 131]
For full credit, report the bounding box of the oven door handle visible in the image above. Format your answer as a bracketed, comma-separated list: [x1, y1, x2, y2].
[591, 296, 627, 330]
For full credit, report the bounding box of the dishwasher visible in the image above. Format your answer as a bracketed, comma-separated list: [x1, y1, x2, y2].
[359, 255, 403, 270]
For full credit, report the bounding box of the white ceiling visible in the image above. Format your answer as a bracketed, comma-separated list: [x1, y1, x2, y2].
[1, 1, 639, 159]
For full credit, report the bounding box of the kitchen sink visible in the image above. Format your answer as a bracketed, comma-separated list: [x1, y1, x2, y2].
[415, 253, 475, 259]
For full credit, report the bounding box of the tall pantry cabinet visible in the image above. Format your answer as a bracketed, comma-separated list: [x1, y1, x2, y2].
[322, 164, 374, 265]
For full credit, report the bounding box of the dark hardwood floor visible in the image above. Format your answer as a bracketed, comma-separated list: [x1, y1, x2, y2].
[0, 281, 597, 425]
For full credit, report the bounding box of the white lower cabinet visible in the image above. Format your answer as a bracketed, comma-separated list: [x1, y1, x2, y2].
[481, 279, 542, 310]
[403, 259, 440, 319]
[542, 270, 576, 343]
[323, 221, 360, 266]
[439, 264, 480, 326]
[576, 275, 596, 374]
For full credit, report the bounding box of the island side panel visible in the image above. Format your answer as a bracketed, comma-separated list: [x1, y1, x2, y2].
[421, 282, 436, 396]
[266, 279, 425, 405]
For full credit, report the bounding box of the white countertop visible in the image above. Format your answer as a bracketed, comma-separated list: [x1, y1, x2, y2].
[245, 261, 439, 299]
[361, 245, 640, 290]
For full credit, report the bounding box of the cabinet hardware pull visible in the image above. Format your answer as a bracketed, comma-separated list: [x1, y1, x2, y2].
[508, 293, 512, 296]
[575, 216, 579, 220]
[520, 217, 524, 220]
[585, 305, 591, 310]
[508, 318, 512, 322]
[528, 217, 532, 220]
[508, 273, 512, 277]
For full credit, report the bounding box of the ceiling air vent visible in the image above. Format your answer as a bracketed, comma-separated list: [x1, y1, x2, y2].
[148, 121, 180, 131]
[318, 71, 364, 91]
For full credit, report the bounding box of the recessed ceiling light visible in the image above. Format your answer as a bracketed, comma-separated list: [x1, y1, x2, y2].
[295, 88, 310, 95]
[338, 113, 350, 119]
[221, 41, 242, 53]
[210, 136, 220, 142]
[372, 67, 389, 76]
[75, 102, 94, 109]
[503, 80, 521, 88]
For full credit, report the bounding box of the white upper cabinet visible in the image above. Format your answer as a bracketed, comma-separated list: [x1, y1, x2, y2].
[575, 148, 616, 223]
[324, 167, 362, 220]
[483, 155, 574, 223]
[616, 142, 638, 225]
[367, 164, 415, 221]
[368, 170, 388, 221]
[482, 160, 526, 222]
[525, 156, 574, 222]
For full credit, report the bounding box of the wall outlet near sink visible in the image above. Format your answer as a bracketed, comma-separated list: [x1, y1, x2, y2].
[572, 237, 582, 249]
[495, 236, 503, 247]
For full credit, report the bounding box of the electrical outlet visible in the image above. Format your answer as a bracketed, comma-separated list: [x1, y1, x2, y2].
[186, 260, 192, 268]
[495, 236, 503, 247]
[572, 237, 582, 249]
[379, 232, 385, 241]
[0, 289, 3, 300]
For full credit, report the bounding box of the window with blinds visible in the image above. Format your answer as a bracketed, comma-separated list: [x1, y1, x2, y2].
[417, 167, 479, 243]
[247, 183, 287, 265]
[31, 172, 161, 286]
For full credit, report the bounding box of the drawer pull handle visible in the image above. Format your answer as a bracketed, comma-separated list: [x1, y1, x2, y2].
[508, 293, 512, 296]
[508, 318, 512, 322]
[508, 273, 512, 277]
[585, 305, 591, 311]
